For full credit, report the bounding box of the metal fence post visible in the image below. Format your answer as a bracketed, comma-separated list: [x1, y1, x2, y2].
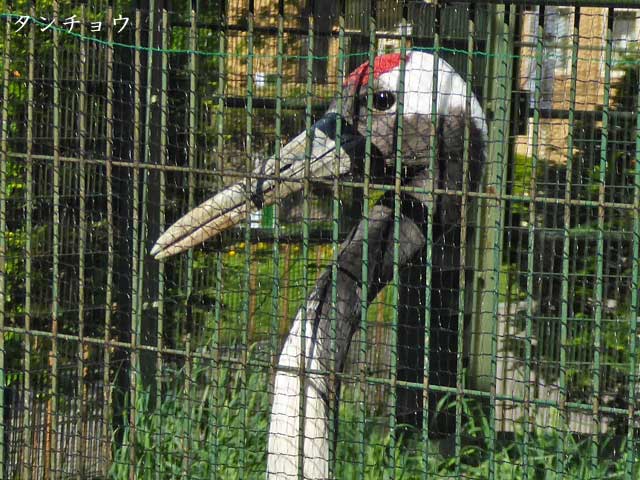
[468, 3, 516, 479]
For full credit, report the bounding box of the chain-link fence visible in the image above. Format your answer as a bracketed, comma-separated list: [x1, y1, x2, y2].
[1, 0, 640, 478]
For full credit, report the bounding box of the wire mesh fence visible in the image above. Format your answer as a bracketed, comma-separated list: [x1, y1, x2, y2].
[1, 0, 640, 479]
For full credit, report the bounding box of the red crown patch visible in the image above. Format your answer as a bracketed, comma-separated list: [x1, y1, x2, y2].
[346, 52, 409, 87]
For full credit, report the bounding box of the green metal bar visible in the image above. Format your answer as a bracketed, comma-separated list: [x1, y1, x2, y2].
[496, 7, 516, 475]
[1, 317, 616, 369]
[523, 6, 546, 478]
[298, 12, 315, 477]
[269, 0, 284, 393]
[485, 20, 503, 480]
[3, 311, 639, 413]
[0, 10, 9, 480]
[10, 143, 640, 211]
[129, 7, 144, 479]
[21, 4, 36, 478]
[158, 8, 169, 479]
[210, 257, 224, 480]
[76, 5, 89, 477]
[472, 4, 516, 479]
[626, 19, 640, 478]
[186, 0, 198, 331]
[557, 7, 580, 478]
[390, 11, 409, 480]
[516, 38, 640, 59]
[455, 2, 475, 471]
[102, 5, 115, 476]
[13, 149, 640, 208]
[49, 1, 61, 475]
[480, 9, 494, 116]
[182, 335, 193, 477]
[329, 3, 346, 475]
[423, 3, 441, 474]
[184, 0, 198, 347]
[357, 3, 376, 477]
[137, 2, 162, 387]
[241, 1, 255, 473]
[592, 8, 614, 471]
[210, 1, 227, 476]
[137, 0, 158, 401]
[12, 145, 640, 210]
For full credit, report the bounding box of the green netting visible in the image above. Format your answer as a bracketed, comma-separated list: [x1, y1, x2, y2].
[1, 1, 640, 479]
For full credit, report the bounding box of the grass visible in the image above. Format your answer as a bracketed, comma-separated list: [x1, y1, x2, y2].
[111, 171, 640, 478]
[110, 358, 639, 480]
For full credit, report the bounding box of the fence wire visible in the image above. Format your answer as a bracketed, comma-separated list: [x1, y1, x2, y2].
[1, 1, 640, 479]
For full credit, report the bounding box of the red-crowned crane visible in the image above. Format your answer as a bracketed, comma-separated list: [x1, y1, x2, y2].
[151, 50, 487, 479]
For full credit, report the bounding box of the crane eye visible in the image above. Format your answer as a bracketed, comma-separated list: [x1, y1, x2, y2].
[372, 91, 395, 111]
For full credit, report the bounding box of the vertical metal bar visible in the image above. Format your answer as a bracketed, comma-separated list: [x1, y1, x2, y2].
[210, 257, 223, 480]
[129, 7, 144, 479]
[558, 7, 580, 478]
[241, 0, 255, 474]
[299, 9, 315, 477]
[626, 18, 640, 478]
[496, 6, 516, 476]
[455, 1, 475, 469]
[357, 1, 376, 476]
[592, 8, 614, 471]
[137, 0, 159, 397]
[390, 9, 409, 480]
[182, 335, 192, 478]
[215, 7, 227, 181]
[270, 0, 284, 390]
[523, 6, 546, 478]
[328, 76, 346, 480]
[476, 5, 515, 479]
[210, 1, 226, 474]
[329, 1, 346, 475]
[422, 3, 441, 474]
[0, 10, 10, 480]
[185, 0, 199, 340]
[102, 5, 116, 476]
[157, 8, 169, 479]
[76, 5, 89, 478]
[471, 2, 494, 356]
[183, 1, 199, 475]
[21, 5, 36, 478]
[49, 2, 61, 475]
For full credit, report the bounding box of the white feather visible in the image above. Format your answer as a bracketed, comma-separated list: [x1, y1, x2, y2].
[379, 51, 488, 138]
[267, 298, 330, 479]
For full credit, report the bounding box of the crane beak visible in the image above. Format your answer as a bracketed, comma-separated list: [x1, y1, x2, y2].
[151, 113, 365, 260]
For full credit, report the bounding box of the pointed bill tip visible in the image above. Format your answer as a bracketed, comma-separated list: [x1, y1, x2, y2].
[150, 243, 162, 258]
[150, 236, 179, 261]
[150, 242, 176, 261]
[149, 184, 251, 261]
